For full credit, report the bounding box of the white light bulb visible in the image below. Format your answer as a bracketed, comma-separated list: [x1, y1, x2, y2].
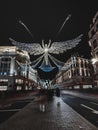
[44, 48, 48, 52]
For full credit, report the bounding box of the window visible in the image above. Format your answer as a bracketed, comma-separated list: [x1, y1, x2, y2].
[93, 39, 97, 49]
[82, 69, 84, 76]
[0, 57, 11, 75]
[81, 61, 83, 68]
[1, 58, 11, 62]
[96, 51, 98, 57]
[77, 69, 79, 76]
[73, 70, 77, 76]
[96, 23, 98, 31]
[85, 61, 88, 68]
[86, 70, 88, 77]
[76, 61, 79, 67]
[91, 29, 95, 36]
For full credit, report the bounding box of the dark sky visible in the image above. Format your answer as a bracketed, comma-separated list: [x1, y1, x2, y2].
[0, 0, 98, 79]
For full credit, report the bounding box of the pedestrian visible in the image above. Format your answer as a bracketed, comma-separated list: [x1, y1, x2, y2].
[56, 87, 61, 106]
[39, 89, 47, 112]
[56, 87, 60, 97]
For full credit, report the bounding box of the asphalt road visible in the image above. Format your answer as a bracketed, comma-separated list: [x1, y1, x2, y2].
[61, 91, 98, 127]
[0, 99, 32, 124]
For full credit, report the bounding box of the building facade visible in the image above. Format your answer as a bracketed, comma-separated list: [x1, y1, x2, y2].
[0, 46, 38, 91]
[88, 11, 98, 87]
[55, 55, 93, 89]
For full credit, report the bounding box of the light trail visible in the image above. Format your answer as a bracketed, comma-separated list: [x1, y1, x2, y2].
[56, 14, 71, 38]
[19, 20, 34, 39]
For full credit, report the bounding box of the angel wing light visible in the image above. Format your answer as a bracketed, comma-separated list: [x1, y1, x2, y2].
[9, 34, 83, 72]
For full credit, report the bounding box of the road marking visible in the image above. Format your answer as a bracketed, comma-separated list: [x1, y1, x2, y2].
[81, 104, 98, 114]
[0, 109, 21, 112]
[90, 102, 98, 106]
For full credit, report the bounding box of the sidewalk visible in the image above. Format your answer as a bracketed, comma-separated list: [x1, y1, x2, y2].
[0, 91, 38, 108]
[0, 96, 97, 130]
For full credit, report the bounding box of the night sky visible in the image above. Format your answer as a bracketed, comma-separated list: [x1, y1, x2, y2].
[0, 0, 98, 79]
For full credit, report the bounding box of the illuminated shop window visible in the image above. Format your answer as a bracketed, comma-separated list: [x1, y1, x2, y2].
[15, 79, 23, 84]
[0, 57, 11, 75]
[17, 86, 22, 90]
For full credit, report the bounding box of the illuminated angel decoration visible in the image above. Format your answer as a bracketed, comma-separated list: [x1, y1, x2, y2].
[9, 34, 83, 72]
[9, 14, 83, 72]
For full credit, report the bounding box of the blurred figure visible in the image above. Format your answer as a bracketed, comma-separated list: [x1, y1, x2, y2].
[56, 87, 60, 97]
[39, 89, 47, 112]
[56, 87, 61, 107]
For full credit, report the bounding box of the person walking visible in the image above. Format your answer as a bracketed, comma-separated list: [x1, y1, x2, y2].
[56, 87, 61, 106]
[39, 89, 47, 112]
[56, 87, 60, 97]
